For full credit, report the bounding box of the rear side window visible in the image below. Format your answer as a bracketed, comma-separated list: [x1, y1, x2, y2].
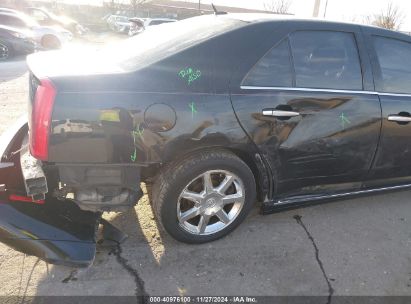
[242, 39, 293, 87]
[111, 15, 246, 71]
[373, 36, 411, 94]
[290, 31, 363, 90]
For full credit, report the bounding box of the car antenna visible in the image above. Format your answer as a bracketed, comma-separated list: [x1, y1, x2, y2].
[211, 3, 227, 15]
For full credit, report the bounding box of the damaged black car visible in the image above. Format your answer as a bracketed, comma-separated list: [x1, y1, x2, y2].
[2, 13, 411, 267]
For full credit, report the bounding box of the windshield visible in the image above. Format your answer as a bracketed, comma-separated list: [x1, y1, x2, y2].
[102, 15, 246, 71]
[17, 12, 39, 27]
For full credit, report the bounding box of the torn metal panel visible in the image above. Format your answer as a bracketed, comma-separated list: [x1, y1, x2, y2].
[20, 135, 48, 200]
[0, 198, 99, 267]
[0, 118, 100, 267]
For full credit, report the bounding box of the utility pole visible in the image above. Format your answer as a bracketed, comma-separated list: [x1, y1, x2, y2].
[198, 0, 201, 12]
[323, 0, 329, 17]
[313, 0, 320, 17]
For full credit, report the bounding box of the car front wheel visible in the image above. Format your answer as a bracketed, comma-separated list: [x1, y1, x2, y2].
[152, 149, 256, 243]
[41, 35, 61, 49]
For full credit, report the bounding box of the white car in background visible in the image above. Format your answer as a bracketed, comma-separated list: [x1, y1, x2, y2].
[128, 17, 177, 36]
[107, 15, 130, 34]
[0, 11, 72, 49]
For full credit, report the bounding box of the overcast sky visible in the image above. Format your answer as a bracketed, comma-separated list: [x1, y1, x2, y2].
[63, 0, 411, 31]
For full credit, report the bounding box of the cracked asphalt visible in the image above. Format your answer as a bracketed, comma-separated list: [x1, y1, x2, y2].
[0, 55, 410, 301]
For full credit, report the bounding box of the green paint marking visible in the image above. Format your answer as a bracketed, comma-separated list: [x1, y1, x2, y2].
[132, 125, 144, 137]
[131, 149, 137, 162]
[340, 113, 351, 129]
[178, 67, 201, 85]
[130, 125, 144, 162]
[189, 102, 197, 119]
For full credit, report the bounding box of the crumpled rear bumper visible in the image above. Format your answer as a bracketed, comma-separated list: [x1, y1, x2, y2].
[0, 117, 100, 267]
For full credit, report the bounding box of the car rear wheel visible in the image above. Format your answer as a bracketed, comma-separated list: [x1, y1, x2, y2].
[41, 35, 61, 49]
[152, 149, 256, 243]
[0, 42, 10, 61]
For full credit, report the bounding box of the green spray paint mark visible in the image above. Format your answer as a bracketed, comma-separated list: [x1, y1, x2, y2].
[130, 125, 144, 162]
[340, 113, 351, 129]
[131, 149, 137, 162]
[189, 102, 197, 119]
[178, 67, 201, 85]
[132, 125, 144, 138]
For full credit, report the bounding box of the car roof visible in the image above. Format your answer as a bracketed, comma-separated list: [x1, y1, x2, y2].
[0, 12, 24, 18]
[0, 7, 19, 13]
[26, 7, 46, 10]
[219, 13, 410, 38]
[221, 13, 362, 27]
[0, 24, 27, 33]
[147, 18, 177, 21]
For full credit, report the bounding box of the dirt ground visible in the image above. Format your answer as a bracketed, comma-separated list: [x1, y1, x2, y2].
[0, 52, 410, 302]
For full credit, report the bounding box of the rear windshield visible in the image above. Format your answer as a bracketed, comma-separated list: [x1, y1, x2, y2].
[104, 15, 246, 71]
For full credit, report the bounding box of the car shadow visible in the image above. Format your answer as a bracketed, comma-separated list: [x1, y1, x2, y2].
[28, 183, 183, 298]
[21, 184, 411, 298]
[23, 182, 323, 298]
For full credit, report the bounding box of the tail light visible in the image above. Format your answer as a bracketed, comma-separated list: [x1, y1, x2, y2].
[29, 78, 56, 161]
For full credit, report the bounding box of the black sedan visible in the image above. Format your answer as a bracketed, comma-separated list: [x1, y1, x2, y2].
[0, 25, 35, 60]
[1, 14, 411, 266]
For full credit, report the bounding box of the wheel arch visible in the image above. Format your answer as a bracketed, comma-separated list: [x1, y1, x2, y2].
[144, 139, 270, 203]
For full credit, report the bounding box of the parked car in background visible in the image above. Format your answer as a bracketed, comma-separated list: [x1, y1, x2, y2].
[0, 12, 72, 49]
[0, 25, 36, 60]
[128, 17, 177, 36]
[145, 18, 177, 26]
[24, 7, 87, 36]
[128, 17, 144, 36]
[107, 15, 130, 34]
[0, 7, 19, 14]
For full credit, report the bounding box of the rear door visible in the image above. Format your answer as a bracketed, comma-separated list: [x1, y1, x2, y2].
[363, 29, 411, 187]
[231, 24, 381, 198]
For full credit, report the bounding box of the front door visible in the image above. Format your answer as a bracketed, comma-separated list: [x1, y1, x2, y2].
[231, 29, 381, 198]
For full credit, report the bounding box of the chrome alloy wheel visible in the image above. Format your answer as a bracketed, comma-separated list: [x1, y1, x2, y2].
[0, 43, 8, 61]
[177, 170, 245, 235]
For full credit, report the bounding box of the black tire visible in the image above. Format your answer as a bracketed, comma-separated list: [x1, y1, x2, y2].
[41, 35, 61, 49]
[152, 149, 256, 243]
[0, 42, 11, 61]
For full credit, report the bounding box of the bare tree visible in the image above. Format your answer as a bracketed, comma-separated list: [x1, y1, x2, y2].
[264, 0, 292, 14]
[107, 0, 121, 13]
[367, 2, 404, 30]
[130, 0, 149, 16]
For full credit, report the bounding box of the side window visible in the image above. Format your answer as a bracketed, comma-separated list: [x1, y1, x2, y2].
[1, 15, 25, 27]
[30, 10, 48, 22]
[290, 31, 363, 90]
[242, 39, 293, 87]
[150, 20, 165, 26]
[373, 36, 411, 94]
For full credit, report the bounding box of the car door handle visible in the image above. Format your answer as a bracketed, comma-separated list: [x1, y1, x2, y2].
[388, 115, 411, 123]
[262, 110, 300, 117]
